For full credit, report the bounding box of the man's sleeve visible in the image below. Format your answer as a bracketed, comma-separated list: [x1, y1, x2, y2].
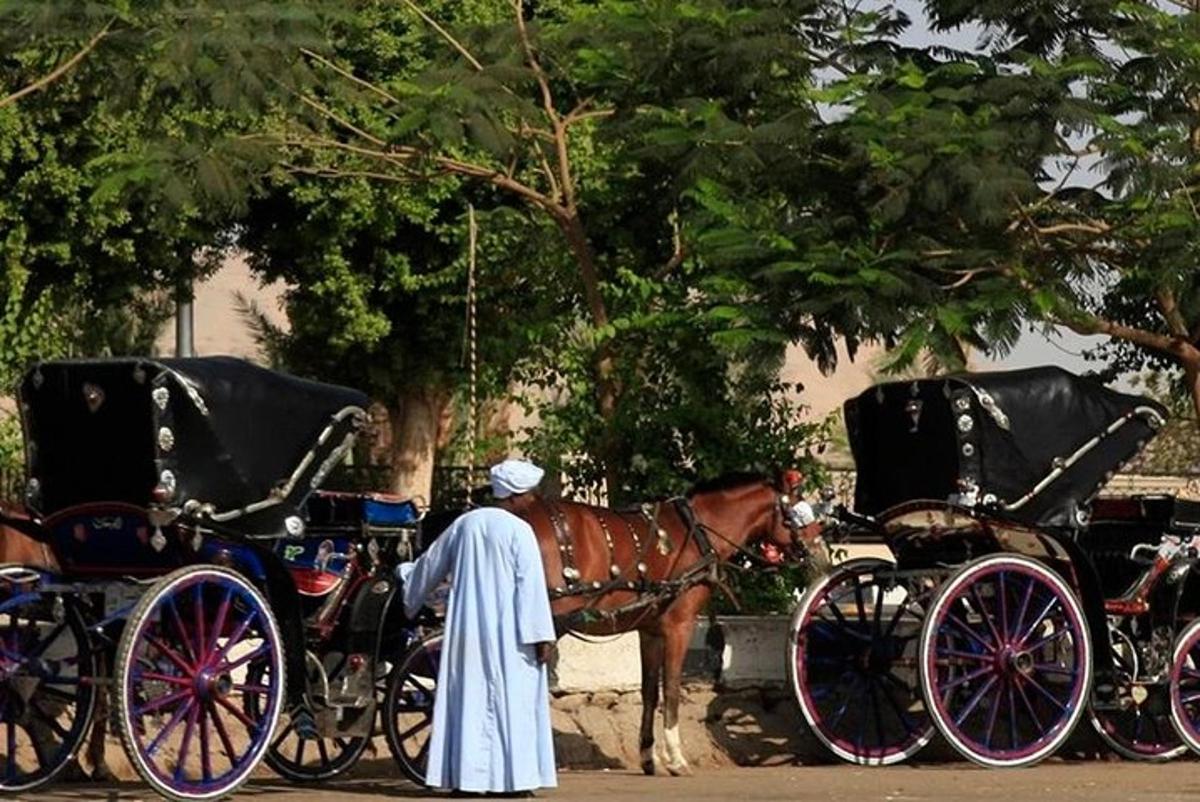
[402, 518, 458, 618]
[513, 522, 556, 645]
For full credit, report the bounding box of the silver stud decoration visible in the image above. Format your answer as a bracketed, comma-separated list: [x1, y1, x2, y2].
[284, 515, 305, 538]
[150, 527, 167, 552]
[31, 369, 43, 389]
[157, 427, 175, 452]
[961, 443, 975, 457]
[956, 414, 974, 433]
[25, 477, 40, 503]
[159, 469, 176, 495]
[563, 566, 581, 581]
[592, 580, 602, 589]
[875, 386, 885, 404]
[152, 387, 170, 410]
[83, 383, 105, 413]
[610, 564, 621, 577]
[192, 531, 203, 551]
[976, 390, 1010, 430]
[637, 562, 648, 575]
[955, 396, 971, 411]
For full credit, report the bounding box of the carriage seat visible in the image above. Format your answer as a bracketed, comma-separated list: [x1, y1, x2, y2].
[305, 491, 421, 528]
[1090, 495, 1200, 532]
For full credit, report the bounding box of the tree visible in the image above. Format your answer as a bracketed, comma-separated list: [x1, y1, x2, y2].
[248, 0, 919, 498]
[812, 0, 1200, 419]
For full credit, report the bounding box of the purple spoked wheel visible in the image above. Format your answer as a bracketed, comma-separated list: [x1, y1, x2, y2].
[789, 558, 934, 765]
[0, 587, 97, 791]
[920, 554, 1092, 767]
[248, 658, 370, 783]
[1168, 618, 1200, 755]
[1088, 625, 1183, 762]
[115, 566, 284, 801]
[383, 631, 442, 785]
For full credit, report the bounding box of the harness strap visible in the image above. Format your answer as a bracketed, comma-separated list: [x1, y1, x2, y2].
[544, 499, 581, 595]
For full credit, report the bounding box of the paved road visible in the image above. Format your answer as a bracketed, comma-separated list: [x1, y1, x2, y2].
[33, 762, 1200, 802]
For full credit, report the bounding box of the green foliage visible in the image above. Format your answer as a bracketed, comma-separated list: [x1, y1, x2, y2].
[1126, 371, 1200, 475]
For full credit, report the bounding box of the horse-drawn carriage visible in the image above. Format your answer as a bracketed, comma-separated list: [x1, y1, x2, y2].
[0, 357, 443, 799]
[791, 367, 1200, 768]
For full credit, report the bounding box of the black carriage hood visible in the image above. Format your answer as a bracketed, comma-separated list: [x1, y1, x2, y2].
[844, 367, 1167, 528]
[18, 357, 370, 534]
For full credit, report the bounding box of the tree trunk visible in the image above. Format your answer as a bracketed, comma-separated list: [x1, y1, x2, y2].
[388, 385, 452, 504]
[1187, 362, 1200, 427]
[556, 211, 624, 499]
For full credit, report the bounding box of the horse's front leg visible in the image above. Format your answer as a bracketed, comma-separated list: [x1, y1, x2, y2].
[661, 587, 708, 777]
[638, 629, 664, 775]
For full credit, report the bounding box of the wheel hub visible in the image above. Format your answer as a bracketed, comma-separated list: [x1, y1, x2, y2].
[195, 668, 234, 701]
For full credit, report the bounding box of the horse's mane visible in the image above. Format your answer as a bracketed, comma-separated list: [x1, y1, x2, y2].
[685, 471, 770, 498]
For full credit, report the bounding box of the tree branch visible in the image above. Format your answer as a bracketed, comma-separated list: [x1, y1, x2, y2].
[272, 134, 559, 214]
[1156, 286, 1190, 338]
[0, 20, 113, 109]
[300, 48, 403, 107]
[402, 0, 485, 71]
[513, 0, 575, 209]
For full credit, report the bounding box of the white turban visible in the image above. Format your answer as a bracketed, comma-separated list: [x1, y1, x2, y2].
[490, 458, 545, 499]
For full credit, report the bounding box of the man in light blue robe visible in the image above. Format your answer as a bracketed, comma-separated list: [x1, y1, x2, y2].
[400, 459, 557, 795]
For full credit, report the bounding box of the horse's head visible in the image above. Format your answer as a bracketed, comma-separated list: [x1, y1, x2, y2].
[688, 471, 832, 577]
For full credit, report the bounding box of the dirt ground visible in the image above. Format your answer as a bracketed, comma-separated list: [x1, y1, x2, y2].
[31, 762, 1200, 802]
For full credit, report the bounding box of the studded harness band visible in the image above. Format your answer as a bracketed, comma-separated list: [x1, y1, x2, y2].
[539, 497, 720, 629]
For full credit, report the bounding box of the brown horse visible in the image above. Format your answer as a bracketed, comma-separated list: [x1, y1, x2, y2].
[510, 472, 830, 776]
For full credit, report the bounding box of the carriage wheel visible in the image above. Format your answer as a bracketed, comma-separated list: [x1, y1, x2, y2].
[920, 554, 1091, 768]
[0, 588, 97, 791]
[1088, 623, 1183, 762]
[248, 658, 370, 783]
[789, 558, 934, 765]
[115, 566, 284, 801]
[383, 630, 442, 785]
[1167, 617, 1200, 755]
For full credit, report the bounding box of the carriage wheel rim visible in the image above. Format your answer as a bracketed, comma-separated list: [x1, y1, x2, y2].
[118, 567, 284, 801]
[385, 632, 441, 784]
[1089, 702, 1186, 761]
[920, 555, 1091, 767]
[250, 656, 372, 783]
[789, 559, 934, 766]
[0, 593, 96, 791]
[1168, 618, 1200, 755]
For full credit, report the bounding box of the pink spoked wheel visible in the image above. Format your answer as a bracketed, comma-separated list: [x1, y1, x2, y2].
[789, 558, 935, 765]
[1168, 618, 1200, 754]
[115, 566, 285, 801]
[383, 630, 442, 785]
[1088, 622, 1183, 761]
[920, 554, 1092, 768]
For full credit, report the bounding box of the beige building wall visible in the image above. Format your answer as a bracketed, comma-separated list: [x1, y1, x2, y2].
[155, 253, 289, 360]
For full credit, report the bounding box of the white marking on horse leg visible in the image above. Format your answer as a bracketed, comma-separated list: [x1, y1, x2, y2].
[663, 723, 692, 776]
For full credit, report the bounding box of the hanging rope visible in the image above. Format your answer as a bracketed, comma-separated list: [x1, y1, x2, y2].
[465, 204, 479, 499]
